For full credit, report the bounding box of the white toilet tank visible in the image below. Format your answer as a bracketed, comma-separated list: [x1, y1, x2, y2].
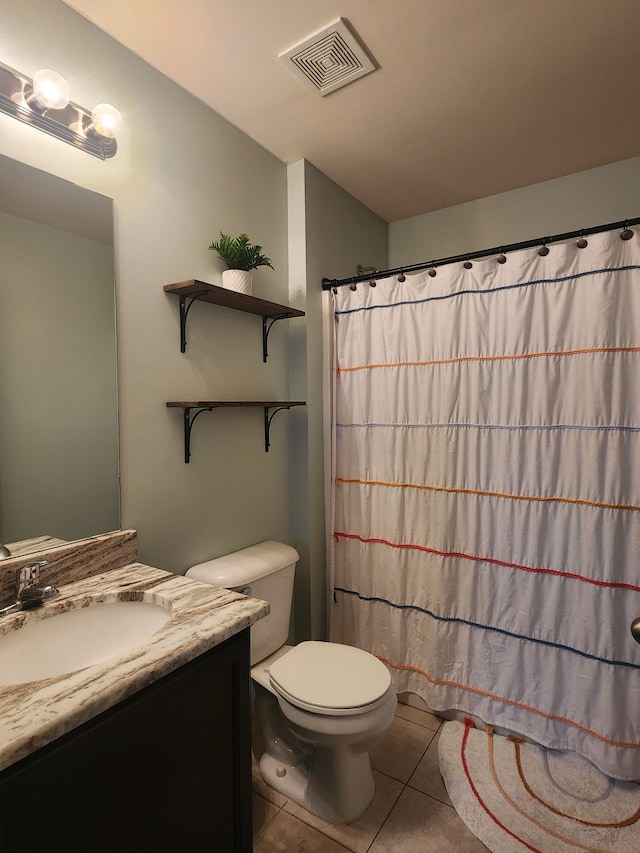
[186, 540, 299, 665]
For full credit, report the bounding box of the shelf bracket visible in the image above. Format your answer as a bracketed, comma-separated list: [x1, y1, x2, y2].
[183, 406, 215, 463]
[262, 314, 289, 363]
[178, 292, 208, 353]
[264, 405, 292, 452]
[169, 401, 304, 461]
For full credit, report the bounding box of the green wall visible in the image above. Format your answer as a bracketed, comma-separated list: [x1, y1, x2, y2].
[389, 157, 640, 265]
[1, 0, 290, 573]
[0, 1, 388, 643]
[287, 160, 387, 639]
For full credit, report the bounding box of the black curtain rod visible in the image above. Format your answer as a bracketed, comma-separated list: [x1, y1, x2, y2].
[321, 216, 640, 290]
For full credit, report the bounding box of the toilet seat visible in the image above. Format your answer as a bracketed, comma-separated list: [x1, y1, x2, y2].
[268, 641, 392, 717]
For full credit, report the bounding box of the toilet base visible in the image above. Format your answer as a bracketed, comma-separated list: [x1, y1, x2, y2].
[259, 743, 375, 825]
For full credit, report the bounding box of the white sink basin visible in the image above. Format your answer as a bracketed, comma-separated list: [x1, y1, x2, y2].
[0, 599, 171, 685]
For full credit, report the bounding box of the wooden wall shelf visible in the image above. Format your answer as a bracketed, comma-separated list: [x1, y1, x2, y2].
[167, 401, 306, 462]
[164, 279, 305, 361]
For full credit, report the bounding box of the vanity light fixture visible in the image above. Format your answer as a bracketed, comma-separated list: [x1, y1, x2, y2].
[0, 60, 122, 159]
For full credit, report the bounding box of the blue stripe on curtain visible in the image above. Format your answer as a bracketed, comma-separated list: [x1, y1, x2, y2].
[334, 264, 640, 316]
[334, 586, 640, 669]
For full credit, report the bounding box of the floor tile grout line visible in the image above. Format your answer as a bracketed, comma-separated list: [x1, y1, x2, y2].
[362, 775, 406, 853]
[255, 764, 453, 849]
[253, 705, 454, 849]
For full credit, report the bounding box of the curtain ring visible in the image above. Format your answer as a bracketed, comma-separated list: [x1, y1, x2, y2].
[497, 248, 507, 264]
[463, 255, 473, 269]
[576, 231, 588, 249]
[538, 239, 549, 256]
[369, 279, 377, 287]
[428, 263, 437, 278]
[349, 282, 357, 291]
[621, 220, 634, 241]
[332, 287, 337, 295]
[398, 268, 406, 282]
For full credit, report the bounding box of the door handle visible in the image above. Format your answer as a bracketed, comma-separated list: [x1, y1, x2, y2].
[632, 618, 640, 644]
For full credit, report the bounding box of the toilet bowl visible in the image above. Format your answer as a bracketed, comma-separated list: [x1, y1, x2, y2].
[186, 541, 397, 824]
[253, 641, 397, 823]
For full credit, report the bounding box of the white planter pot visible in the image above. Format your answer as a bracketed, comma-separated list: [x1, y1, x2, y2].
[222, 269, 253, 295]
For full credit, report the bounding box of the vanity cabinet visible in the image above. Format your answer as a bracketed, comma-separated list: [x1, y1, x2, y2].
[0, 629, 252, 852]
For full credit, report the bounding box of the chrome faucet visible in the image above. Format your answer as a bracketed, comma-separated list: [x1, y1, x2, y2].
[0, 560, 59, 617]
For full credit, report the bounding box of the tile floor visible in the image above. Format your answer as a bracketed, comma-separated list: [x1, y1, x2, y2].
[252, 702, 490, 852]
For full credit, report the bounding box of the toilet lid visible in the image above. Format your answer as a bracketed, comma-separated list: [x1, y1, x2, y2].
[268, 641, 391, 715]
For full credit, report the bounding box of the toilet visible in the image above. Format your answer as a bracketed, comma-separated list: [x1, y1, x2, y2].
[186, 540, 397, 824]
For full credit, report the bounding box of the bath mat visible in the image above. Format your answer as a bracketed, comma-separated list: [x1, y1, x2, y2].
[438, 719, 640, 853]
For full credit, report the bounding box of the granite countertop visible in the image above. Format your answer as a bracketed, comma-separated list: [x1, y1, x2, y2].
[0, 562, 269, 772]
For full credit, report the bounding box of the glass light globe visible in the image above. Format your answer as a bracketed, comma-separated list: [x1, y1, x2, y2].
[90, 103, 123, 139]
[32, 69, 70, 110]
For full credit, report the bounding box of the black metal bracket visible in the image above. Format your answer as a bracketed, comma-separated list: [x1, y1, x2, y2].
[179, 403, 299, 461]
[178, 292, 208, 353]
[262, 313, 290, 363]
[178, 300, 288, 362]
[263, 406, 292, 453]
[183, 406, 215, 463]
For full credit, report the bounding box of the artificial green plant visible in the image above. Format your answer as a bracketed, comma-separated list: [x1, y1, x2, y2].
[208, 232, 274, 271]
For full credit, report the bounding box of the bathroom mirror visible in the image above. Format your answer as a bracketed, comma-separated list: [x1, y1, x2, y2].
[0, 154, 120, 557]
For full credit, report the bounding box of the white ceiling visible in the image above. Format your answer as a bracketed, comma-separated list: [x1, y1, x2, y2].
[63, 0, 640, 223]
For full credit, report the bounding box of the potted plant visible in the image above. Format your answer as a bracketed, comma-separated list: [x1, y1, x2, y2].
[208, 232, 274, 295]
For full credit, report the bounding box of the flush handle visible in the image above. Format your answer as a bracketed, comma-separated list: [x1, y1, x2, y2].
[632, 618, 640, 645]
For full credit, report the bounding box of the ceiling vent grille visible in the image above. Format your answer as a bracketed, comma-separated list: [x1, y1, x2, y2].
[279, 18, 376, 96]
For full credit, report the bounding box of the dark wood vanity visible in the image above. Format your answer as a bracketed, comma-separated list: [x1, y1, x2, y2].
[0, 532, 267, 853]
[0, 629, 253, 852]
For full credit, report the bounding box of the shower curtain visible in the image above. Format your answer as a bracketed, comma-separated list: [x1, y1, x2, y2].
[327, 229, 640, 781]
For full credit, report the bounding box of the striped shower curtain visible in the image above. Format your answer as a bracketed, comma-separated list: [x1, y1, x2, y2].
[327, 229, 640, 780]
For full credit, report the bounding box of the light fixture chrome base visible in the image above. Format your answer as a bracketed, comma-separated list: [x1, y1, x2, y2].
[0, 61, 117, 160]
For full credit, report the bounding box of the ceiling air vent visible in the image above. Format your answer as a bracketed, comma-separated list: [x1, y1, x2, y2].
[279, 18, 376, 97]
